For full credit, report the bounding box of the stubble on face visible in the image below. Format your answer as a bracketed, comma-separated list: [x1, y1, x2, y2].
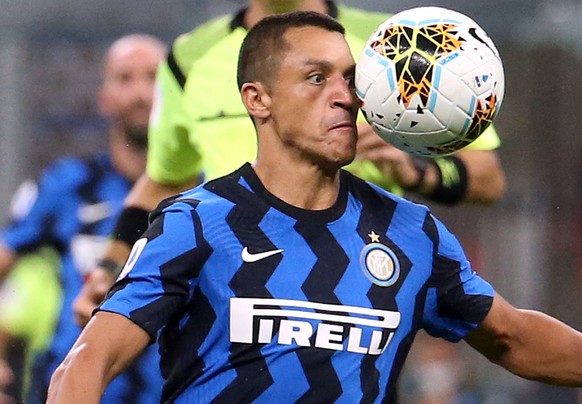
[265, 27, 359, 172]
[101, 37, 164, 151]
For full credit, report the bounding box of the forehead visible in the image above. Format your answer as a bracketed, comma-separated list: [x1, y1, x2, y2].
[106, 44, 163, 73]
[281, 26, 354, 68]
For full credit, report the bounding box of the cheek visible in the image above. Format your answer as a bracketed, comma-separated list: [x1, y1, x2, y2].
[270, 87, 321, 131]
[280, 98, 318, 126]
[104, 98, 126, 115]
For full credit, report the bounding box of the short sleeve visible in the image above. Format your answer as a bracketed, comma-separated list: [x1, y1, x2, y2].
[464, 124, 501, 150]
[98, 199, 211, 339]
[421, 215, 494, 341]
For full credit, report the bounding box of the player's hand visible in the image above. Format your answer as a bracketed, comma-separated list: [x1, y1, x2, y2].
[0, 392, 15, 404]
[356, 122, 423, 189]
[0, 358, 14, 404]
[73, 267, 115, 328]
[0, 245, 17, 286]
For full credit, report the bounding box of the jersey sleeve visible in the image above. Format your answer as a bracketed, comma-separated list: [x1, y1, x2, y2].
[464, 124, 501, 150]
[421, 215, 494, 341]
[0, 160, 76, 253]
[98, 198, 210, 339]
[146, 59, 203, 185]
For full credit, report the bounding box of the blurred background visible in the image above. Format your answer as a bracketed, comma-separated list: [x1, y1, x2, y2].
[0, 0, 580, 402]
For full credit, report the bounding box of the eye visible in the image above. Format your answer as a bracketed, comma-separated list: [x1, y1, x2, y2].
[345, 75, 355, 88]
[345, 67, 356, 89]
[307, 73, 325, 84]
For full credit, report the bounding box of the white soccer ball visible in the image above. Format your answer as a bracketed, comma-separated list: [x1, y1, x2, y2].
[355, 6, 505, 156]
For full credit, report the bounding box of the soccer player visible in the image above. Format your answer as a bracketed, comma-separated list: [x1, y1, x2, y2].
[74, 0, 506, 329]
[0, 34, 167, 403]
[49, 12, 582, 403]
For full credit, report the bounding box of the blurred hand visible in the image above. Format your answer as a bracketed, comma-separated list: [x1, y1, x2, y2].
[73, 267, 115, 328]
[0, 392, 15, 404]
[0, 245, 17, 286]
[356, 122, 422, 189]
[0, 358, 14, 404]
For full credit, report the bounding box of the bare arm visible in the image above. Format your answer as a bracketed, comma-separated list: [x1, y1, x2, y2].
[465, 293, 582, 386]
[455, 149, 505, 204]
[124, 172, 198, 211]
[47, 311, 150, 403]
[0, 242, 16, 284]
[0, 330, 15, 394]
[356, 122, 506, 204]
[73, 172, 199, 327]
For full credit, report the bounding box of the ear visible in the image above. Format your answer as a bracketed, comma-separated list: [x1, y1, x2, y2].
[97, 85, 111, 117]
[241, 82, 271, 121]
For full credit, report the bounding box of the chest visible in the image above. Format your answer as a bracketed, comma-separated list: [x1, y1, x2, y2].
[197, 212, 433, 308]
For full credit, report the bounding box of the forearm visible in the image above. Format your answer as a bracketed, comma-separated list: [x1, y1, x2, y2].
[455, 150, 505, 204]
[47, 343, 107, 404]
[0, 243, 16, 283]
[48, 312, 150, 403]
[492, 310, 582, 386]
[467, 295, 582, 387]
[410, 150, 505, 205]
[355, 123, 505, 205]
[124, 172, 198, 211]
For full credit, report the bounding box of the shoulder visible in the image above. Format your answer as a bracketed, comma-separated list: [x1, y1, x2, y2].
[348, 172, 463, 258]
[171, 13, 237, 76]
[343, 170, 430, 220]
[41, 155, 95, 184]
[337, 4, 391, 41]
[150, 171, 240, 224]
[38, 154, 114, 194]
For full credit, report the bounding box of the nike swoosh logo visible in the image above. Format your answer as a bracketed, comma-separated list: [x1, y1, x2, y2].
[241, 247, 284, 263]
[77, 202, 113, 224]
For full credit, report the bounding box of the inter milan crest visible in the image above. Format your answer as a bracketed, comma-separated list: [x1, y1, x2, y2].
[360, 231, 400, 287]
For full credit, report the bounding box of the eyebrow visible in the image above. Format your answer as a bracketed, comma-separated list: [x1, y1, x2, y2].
[303, 59, 356, 76]
[303, 59, 333, 69]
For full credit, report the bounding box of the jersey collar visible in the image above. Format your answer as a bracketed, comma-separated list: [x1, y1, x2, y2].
[238, 163, 349, 223]
[230, 1, 339, 31]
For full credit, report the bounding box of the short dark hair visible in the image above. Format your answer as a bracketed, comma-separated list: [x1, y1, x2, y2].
[237, 11, 346, 90]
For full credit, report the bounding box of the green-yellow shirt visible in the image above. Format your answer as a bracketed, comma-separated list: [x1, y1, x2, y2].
[147, 3, 500, 191]
[0, 247, 61, 393]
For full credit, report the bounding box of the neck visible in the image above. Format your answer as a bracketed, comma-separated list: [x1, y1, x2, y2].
[108, 127, 146, 183]
[245, 0, 329, 28]
[252, 154, 341, 212]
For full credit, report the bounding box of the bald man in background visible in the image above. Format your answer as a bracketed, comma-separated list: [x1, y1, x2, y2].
[0, 34, 167, 403]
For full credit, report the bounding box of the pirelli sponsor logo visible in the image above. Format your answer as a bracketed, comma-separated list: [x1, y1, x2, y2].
[230, 298, 401, 355]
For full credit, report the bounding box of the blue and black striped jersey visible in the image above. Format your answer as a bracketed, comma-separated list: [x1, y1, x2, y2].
[101, 163, 494, 403]
[1, 154, 163, 403]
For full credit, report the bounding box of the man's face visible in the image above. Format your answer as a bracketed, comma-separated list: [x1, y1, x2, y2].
[99, 41, 164, 148]
[266, 26, 360, 170]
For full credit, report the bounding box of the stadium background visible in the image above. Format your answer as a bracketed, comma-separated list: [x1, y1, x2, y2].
[0, 0, 580, 402]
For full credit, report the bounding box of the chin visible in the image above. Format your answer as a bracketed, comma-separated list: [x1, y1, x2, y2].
[124, 124, 149, 150]
[322, 154, 355, 173]
[338, 156, 356, 169]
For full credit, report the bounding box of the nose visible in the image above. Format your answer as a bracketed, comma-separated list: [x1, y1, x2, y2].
[131, 78, 155, 104]
[331, 75, 360, 110]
